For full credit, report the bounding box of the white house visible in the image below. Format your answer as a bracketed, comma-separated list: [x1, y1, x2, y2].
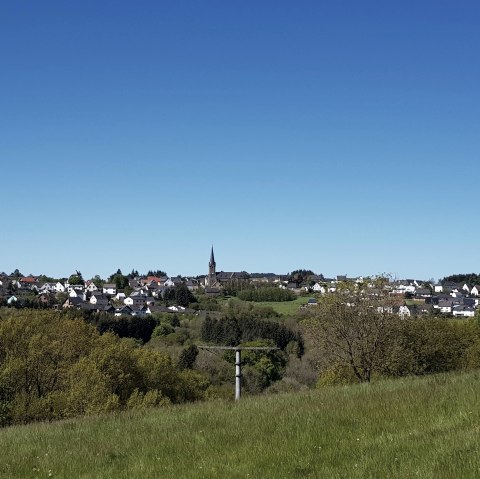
[312, 283, 326, 294]
[124, 294, 147, 307]
[69, 289, 86, 301]
[452, 306, 475, 318]
[398, 305, 411, 318]
[90, 293, 109, 306]
[39, 282, 56, 293]
[85, 282, 99, 293]
[168, 305, 186, 312]
[7, 295, 18, 305]
[392, 283, 416, 294]
[471, 285, 480, 297]
[103, 284, 117, 295]
[55, 282, 66, 293]
[438, 301, 453, 314]
[115, 292, 126, 301]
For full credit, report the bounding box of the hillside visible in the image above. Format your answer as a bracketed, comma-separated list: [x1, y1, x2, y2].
[1, 371, 480, 478]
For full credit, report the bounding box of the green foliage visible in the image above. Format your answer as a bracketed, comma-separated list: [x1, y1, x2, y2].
[237, 287, 295, 302]
[91, 314, 157, 343]
[303, 277, 402, 382]
[441, 273, 480, 285]
[177, 345, 199, 370]
[126, 389, 170, 410]
[108, 269, 129, 290]
[10, 269, 22, 278]
[380, 319, 474, 377]
[174, 282, 196, 307]
[224, 298, 279, 320]
[192, 296, 222, 311]
[222, 340, 288, 392]
[152, 322, 175, 337]
[68, 273, 84, 285]
[201, 313, 303, 354]
[289, 269, 317, 286]
[304, 278, 477, 383]
[0, 310, 209, 426]
[317, 365, 359, 387]
[36, 274, 56, 283]
[147, 270, 167, 278]
[91, 275, 105, 288]
[221, 279, 251, 297]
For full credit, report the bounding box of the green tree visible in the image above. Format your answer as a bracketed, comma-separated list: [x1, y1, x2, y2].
[177, 345, 199, 370]
[10, 269, 22, 278]
[92, 275, 105, 288]
[175, 283, 196, 307]
[303, 277, 397, 383]
[108, 269, 129, 290]
[68, 273, 84, 285]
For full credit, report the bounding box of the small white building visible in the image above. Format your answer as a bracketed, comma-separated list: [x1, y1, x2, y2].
[103, 284, 117, 295]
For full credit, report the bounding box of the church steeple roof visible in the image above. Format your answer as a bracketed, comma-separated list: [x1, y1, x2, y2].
[209, 245, 215, 266]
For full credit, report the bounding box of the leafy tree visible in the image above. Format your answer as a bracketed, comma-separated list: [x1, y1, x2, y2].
[147, 270, 167, 278]
[37, 274, 56, 283]
[55, 292, 68, 304]
[68, 273, 84, 285]
[303, 277, 397, 383]
[10, 269, 22, 278]
[91, 314, 157, 343]
[178, 345, 199, 370]
[289, 269, 316, 286]
[175, 282, 196, 307]
[127, 269, 140, 279]
[108, 270, 129, 290]
[152, 322, 175, 337]
[91, 275, 105, 288]
[441, 273, 480, 285]
[201, 313, 303, 353]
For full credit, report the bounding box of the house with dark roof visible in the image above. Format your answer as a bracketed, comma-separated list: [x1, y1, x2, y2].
[62, 297, 85, 309]
[90, 292, 109, 307]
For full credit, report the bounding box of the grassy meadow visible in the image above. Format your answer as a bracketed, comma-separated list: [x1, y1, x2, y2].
[2, 371, 480, 478]
[251, 296, 310, 315]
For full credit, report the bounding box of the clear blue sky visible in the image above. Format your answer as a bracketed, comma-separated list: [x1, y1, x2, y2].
[1, 1, 479, 280]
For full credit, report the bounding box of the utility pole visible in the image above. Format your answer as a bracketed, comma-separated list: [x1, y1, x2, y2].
[198, 345, 279, 401]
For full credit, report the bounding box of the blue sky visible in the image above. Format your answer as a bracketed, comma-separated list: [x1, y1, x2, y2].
[1, 1, 479, 280]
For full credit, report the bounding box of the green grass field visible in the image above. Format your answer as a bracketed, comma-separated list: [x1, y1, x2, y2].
[253, 296, 310, 315]
[2, 371, 480, 478]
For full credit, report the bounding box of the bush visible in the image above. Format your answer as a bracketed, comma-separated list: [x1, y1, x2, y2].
[152, 322, 175, 337]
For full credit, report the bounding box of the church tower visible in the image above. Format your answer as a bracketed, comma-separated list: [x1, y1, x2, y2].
[206, 246, 217, 287]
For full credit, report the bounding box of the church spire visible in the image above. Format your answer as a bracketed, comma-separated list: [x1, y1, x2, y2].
[207, 245, 217, 287]
[209, 245, 215, 267]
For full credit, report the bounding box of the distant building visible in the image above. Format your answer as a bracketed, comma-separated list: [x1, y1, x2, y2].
[205, 246, 218, 288]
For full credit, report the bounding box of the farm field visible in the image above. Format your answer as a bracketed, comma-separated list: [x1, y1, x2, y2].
[1, 371, 480, 478]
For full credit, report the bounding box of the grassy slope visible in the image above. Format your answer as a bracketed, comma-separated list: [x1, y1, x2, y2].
[2, 371, 480, 478]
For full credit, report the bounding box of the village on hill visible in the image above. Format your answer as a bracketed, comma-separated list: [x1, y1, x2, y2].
[1, 248, 479, 318]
